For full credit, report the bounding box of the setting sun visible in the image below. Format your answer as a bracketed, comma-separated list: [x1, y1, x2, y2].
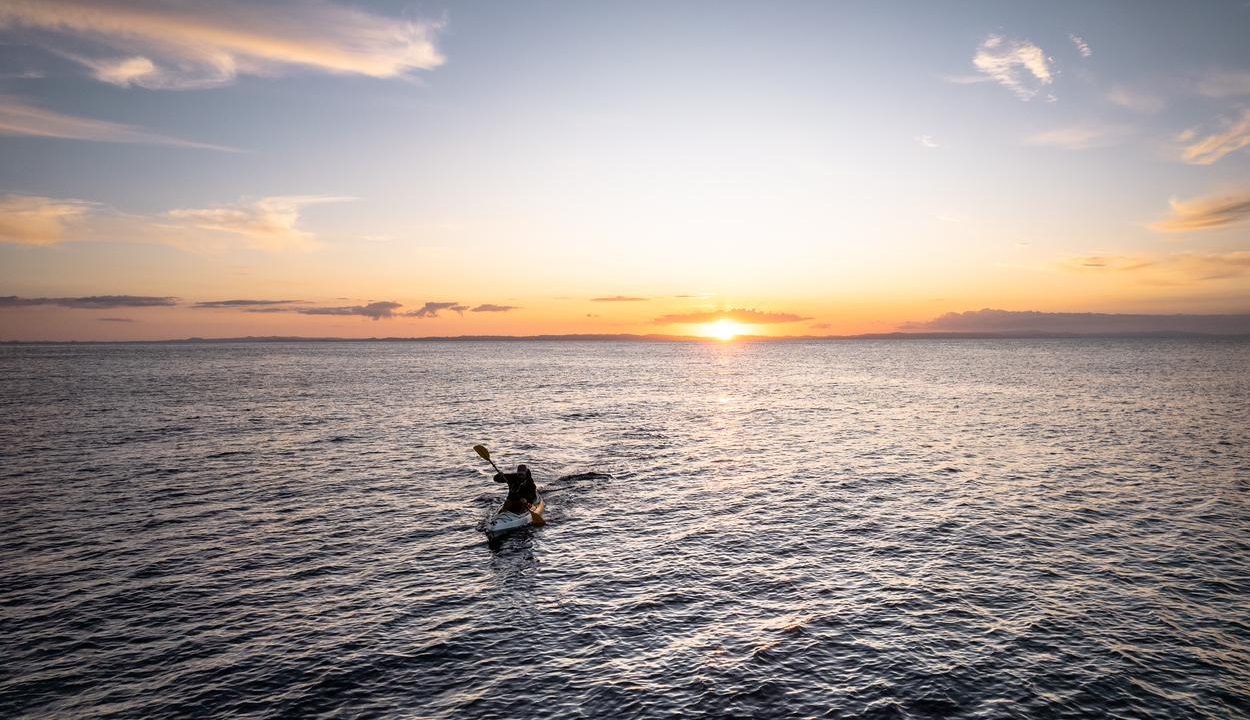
[703, 319, 747, 341]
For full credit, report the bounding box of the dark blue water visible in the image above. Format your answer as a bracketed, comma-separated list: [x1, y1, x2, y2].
[2, 340, 1248, 718]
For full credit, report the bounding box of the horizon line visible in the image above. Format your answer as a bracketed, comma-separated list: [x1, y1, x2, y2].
[5, 330, 1250, 345]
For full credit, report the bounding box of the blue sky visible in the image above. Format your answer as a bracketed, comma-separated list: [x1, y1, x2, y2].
[1, 1, 1249, 339]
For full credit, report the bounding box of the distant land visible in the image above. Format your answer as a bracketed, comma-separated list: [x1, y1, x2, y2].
[4, 331, 1250, 345]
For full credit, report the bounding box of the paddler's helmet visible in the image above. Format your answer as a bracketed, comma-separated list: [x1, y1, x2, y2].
[517, 464, 531, 478]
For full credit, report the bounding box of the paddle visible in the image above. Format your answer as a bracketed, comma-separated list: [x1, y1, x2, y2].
[474, 444, 544, 526]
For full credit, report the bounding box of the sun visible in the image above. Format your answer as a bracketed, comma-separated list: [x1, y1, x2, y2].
[703, 318, 746, 341]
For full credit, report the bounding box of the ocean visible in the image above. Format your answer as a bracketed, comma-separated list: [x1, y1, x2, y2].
[2, 339, 1248, 718]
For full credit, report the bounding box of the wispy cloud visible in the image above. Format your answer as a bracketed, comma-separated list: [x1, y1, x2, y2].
[1150, 191, 1250, 232]
[471, 304, 520, 313]
[0, 96, 234, 150]
[901, 308, 1250, 335]
[1197, 71, 1250, 99]
[915, 134, 939, 149]
[193, 299, 303, 309]
[0, 0, 445, 89]
[0, 195, 95, 246]
[2, 193, 351, 252]
[591, 295, 648, 302]
[971, 35, 1053, 100]
[1064, 252, 1250, 282]
[0, 295, 176, 308]
[1025, 125, 1127, 150]
[166, 196, 353, 252]
[298, 301, 401, 320]
[1107, 86, 1164, 114]
[97, 317, 134, 322]
[406, 301, 468, 318]
[1177, 108, 1250, 165]
[652, 308, 811, 325]
[1069, 34, 1092, 58]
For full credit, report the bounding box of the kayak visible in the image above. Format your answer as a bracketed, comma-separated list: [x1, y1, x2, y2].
[487, 494, 544, 535]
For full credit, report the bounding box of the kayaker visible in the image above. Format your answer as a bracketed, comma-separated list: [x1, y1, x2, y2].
[494, 464, 538, 513]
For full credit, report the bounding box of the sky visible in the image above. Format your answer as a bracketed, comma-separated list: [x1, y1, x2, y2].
[1, 0, 1249, 341]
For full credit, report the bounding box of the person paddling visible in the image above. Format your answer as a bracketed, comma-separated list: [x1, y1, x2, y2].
[494, 464, 538, 514]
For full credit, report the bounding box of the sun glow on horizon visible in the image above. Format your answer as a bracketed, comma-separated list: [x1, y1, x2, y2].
[703, 319, 747, 341]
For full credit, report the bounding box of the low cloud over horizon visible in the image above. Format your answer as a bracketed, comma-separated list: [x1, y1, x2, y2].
[0, 294, 176, 309]
[901, 309, 1250, 335]
[406, 301, 468, 318]
[299, 301, 401, 321]
[591, 296, 648, 302]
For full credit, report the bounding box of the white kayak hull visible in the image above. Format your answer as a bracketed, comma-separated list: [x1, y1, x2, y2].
[487, 495, 544, 535]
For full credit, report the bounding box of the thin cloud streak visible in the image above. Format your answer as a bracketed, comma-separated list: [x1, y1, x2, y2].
[0, 96, 236, 150]
[1178, 108, 1250, 165]
[0, 295, 177, 308]
[1026, 125, 1127, 150]
[591, 296, 648, 302]
[1065, 251, 1250, 282]
[0, 0, 446, 89]
[193, 299, 303, 308]
[471, 304, 520, 313]
[653, 308, 811, 325]
[1151, 192, 1250, 232]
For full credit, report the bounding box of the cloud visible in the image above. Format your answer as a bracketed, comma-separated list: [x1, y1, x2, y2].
[2, 193, 350, 252]
[0, 0, 445, 90]
[591, 296, 648, 302]
[0, 96, 235, 150]
[1150, 191, 1250, 232]
[1177, 108, 1250, 165]
[901, 309, 1250, 335]
[1069, 34, 1092, 58]
[406, 301, 468, 318]
[0, 295, 177, 308]
[652, 308, 811, 325]
[1064, 251, 1250, 281]
[193, 299, 302, 308]
[167, 196, 353, 252]
[1197, 71, 1250, 99]
[915, 134, 939, 148]
[1025, 125, 1126, 150]
[0, 194, 95, 245]
[298, 301, 401, 320]
[97, 317, 133, 322]
[1107, 86, 1164, 114]
[972, 35, 1053, 100]
[471, 304, 520, 313]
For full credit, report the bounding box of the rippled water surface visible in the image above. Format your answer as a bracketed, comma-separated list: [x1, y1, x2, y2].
[2, 339, 1249, 718]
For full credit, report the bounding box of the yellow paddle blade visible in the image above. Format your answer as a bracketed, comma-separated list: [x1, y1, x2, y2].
[473, 444, 491, 461]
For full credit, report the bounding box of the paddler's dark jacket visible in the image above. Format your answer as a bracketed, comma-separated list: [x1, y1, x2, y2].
[494, 470, 537, 506]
